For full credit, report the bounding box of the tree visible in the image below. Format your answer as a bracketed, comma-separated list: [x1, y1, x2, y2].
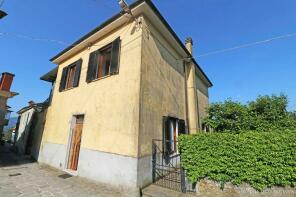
[203, 94, 296, 132]
[3, 127, 14, 143]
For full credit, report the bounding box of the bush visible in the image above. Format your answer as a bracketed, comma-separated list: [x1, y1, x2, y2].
[3, 127, 14, 142]
[203, 94, 296, 132]
[179, 130, 296, 191]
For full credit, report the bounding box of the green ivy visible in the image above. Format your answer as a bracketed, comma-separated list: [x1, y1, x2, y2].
[178, 130, 296, 191]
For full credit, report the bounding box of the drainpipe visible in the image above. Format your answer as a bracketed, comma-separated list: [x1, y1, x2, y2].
[185, 38, 199, 134]
[183, 61, 190, 134]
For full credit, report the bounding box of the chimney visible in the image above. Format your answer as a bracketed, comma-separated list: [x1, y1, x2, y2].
[0, 72, 14, 91]
[185, 37, 193, 55]
[0, 72, 15, 91]
[28, 100, 35, 107]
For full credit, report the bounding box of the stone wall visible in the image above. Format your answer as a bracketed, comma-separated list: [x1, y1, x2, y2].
[196, 179, 296, 197]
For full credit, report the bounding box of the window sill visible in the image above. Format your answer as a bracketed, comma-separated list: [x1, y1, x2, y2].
[87, 73, 118, 83]
[60, 86, 77, 93]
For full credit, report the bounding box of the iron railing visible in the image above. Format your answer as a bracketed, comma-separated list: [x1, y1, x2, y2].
[152, 139, 186, 192]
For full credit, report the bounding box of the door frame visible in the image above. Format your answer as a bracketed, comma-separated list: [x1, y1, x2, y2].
[65, 114, 85, 173]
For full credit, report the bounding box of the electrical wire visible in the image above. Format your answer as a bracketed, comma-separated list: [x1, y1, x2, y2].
[90, 0, 132, 19]
[1, 0, 295, 60]
[195, 32, 296, 58]
[0, 19, 132, 49]
[2, 30, 296, 61]
[0, 0, 137, 48]
[0, 32, 70, 46]
[91, 0, 118, 12]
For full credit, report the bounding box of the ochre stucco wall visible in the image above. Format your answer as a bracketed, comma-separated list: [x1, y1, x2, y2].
[41, 16, 210, 161]
[138, 17, 186, 157]
[196, 75, 209, 128]
[41, 21, 143, 158]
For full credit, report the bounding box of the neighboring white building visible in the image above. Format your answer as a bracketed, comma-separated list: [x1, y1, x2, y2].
[15, 101, 47, 160]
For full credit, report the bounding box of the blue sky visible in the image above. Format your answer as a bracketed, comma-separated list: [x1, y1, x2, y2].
[0, 0, 295, 117]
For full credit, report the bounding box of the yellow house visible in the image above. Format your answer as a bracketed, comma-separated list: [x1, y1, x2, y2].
[39, 0, 212, 195]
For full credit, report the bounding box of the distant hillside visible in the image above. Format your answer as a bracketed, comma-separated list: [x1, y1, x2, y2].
[3, 117, 18, 134]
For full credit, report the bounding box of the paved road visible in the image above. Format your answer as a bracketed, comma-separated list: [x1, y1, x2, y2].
[0, 144, 129, 197]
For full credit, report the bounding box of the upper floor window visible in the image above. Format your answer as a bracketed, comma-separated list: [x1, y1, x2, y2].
[59, 59, 82, 92]
[66, 65, 76, 89]
[86, 37, 121, 82]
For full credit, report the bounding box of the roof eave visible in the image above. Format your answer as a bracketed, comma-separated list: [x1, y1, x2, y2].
[50, 0, 213, 86]
[50, 0, 145, 63]
[40, 66, 58, 82]
[143, 0, 213, 87]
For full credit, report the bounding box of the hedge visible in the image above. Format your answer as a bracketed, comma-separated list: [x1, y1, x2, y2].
[178, 130, 296, 191]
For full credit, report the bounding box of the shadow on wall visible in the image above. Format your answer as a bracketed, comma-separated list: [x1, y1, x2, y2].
[0, 142, 35, 167]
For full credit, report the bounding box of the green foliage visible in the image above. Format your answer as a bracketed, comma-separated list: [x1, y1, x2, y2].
[3, 127, 14, 142]
[179, 130, 296, 191]
[203, 94, 296, 132]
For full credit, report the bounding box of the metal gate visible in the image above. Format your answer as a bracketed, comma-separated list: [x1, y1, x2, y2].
[152, 139, 186, 192]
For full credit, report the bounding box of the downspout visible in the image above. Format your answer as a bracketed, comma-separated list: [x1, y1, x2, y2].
[183, 61, 190, 134]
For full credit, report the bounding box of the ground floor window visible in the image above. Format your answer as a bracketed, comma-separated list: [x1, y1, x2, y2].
[163, 116, 186, 155]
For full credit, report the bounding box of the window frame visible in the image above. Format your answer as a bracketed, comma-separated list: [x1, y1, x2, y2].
[59, 59, 83, 92]
[65, 64, 77, 90]
[86, 37, 121, 83]
[163, 116, 186, 156]
[96, 44, 112, 80]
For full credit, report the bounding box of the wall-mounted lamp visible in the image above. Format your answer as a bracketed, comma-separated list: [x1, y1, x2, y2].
[118, 0, 140, 26]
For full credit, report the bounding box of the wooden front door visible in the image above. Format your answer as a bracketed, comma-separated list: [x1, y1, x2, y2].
[68, 115, 84, 171]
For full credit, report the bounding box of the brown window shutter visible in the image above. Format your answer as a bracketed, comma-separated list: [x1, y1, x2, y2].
[163, 117, 172, 156]
[110, 37, 121, 75]
[86, 51, 98, 82]
[73, 59, 82, 87]
[59, 66, 68, 92]
[178, 119, 186, 135]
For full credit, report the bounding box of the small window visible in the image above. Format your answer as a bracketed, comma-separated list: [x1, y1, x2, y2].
[86, 37, 121, 82]
[59, 59, 83, 92]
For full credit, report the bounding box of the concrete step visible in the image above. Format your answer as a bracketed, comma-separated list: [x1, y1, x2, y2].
[142, 184, 196, 197]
